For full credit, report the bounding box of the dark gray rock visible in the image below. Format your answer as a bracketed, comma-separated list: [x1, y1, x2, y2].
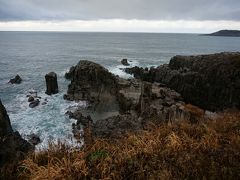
[121, 59, 130, 66]
[45, 72, 59, 95]
[9, 75, 22, 84]
[29, 99, 40, 108]
[65, 66, 75, 80]
[125, 52, 240, 111]
[0, 100, 13, 137]
[0, 100, 34, 169]
[66, 110, 93, 126]
[28, 96, 34, 102]
[64, 60, 119, 115]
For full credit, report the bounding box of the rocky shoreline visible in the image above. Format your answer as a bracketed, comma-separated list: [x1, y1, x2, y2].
[1, 52, 240, 169]
[63, 52, 240, 139]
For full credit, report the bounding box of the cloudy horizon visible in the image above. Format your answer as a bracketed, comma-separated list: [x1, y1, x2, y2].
[0, 0, 240, 33]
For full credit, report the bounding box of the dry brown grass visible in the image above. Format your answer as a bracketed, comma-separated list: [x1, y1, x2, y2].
[4, 112, 240, 180]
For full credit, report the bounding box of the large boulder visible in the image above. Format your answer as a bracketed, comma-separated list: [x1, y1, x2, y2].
[125, 52, 240, 111]
[0, 100, 33, 170]
[45, 72, 59, 95]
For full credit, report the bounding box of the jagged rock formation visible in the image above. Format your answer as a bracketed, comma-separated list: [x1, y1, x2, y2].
[45, 72, 59, 95]
[65, 60, 204, 138]
[0, 100, 33, 169]
[125, 52, 240, 111]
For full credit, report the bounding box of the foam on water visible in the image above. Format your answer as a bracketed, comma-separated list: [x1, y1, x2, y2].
[8, 90, 87, 149]
[108, 59, 139, 79]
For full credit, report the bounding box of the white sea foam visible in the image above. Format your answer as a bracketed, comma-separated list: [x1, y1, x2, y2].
[108, 59, 139, 79]
[8, 90, 86, 149]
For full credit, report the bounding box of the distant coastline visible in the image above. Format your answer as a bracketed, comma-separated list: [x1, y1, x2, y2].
[203, 30, 240, 37]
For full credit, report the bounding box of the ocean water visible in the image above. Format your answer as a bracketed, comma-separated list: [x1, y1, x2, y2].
[0, 31, 240, 148]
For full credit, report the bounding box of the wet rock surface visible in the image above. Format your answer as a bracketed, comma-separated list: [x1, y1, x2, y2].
[9, 75, 22, 84]
[125, 52, 240, 111]
[0, 100, 34, 169]
[45, 72, 59, 95]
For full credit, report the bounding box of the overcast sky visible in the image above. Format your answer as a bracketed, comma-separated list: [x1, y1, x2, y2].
[0, 0, 239, 32]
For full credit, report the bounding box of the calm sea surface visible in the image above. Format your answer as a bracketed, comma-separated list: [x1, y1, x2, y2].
[0, 32, 240, 148]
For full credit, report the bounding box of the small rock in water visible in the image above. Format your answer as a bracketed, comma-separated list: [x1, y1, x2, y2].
[28, 96, 34, 102]
[42, 102, 47, 105]
[121, 59, 130, 66]
[29, 99, 40, 108]
[28, 134, 41, 146]
[9, 74, 22, 84]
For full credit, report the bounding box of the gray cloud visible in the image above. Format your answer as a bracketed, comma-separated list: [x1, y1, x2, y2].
[0, 0, 240, 21]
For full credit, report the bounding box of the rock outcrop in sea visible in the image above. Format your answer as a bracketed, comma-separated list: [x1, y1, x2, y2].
[9, 75, 22, 84]
[121, 58, 130, 66]
[64, 60, 204, 138]
[125, 52, 240, 111]
[64, 60, 119, 115]
[45, 72, 59, 95]
[0, 100, 34, 169]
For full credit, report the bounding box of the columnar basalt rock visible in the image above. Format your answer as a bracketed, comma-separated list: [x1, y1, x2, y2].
[64, 60, 119, 115]
[45, 72, 59, 95]
[125, 52, 240, 111]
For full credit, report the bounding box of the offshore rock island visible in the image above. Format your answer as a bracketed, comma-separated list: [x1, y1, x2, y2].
[1, 52, 240, 179]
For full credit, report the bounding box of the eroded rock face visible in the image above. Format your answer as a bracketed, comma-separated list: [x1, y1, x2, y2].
[0, 100, 13, 137]
[45, 72, 59, 95]
[0, 100, 33, 169]
[64, 61, 119, 114]
[125, 52, 240, 111]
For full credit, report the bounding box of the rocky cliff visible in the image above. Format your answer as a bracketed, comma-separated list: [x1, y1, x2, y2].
[0, 100, 33, 170]
[125, 52, 240, 111]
